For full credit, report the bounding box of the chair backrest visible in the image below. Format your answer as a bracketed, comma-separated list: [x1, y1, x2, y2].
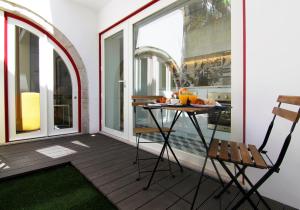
[260, 95, 300, 170]
[132, 95, 165, 127]
[272, 96, 300, 122]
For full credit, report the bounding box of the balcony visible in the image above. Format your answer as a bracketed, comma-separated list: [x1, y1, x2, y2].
[0, 134, 295, 209]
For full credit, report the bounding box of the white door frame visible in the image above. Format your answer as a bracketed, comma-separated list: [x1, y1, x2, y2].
[101, 23, 130, 139]
[7, 18, 48, 141]
[7, 18, 79, 141]
[0, 11, 5, 144]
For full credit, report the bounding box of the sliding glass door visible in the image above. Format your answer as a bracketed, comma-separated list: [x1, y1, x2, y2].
[7, 18, 78, 141]
[101, 24, 129, 139]
[131, 0, 232, 156]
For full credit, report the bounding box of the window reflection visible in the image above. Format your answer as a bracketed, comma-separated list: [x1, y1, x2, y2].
[134, 0, 231, 90]
[133, 0, 231, 156]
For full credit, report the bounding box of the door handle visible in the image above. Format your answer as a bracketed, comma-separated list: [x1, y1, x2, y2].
[118, 80, 126, 88]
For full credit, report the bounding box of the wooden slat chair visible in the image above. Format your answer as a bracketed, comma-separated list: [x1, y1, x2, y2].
[132, 96, 174, 180]
[204, 95, 300, 210]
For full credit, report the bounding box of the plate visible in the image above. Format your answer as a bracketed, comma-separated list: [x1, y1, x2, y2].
[190, 104, 215, 108]
[190, 102, 222, 108]
[167, 103, 183, 106]
[147, 103, 168, 107]
[147, 103, 163, 107]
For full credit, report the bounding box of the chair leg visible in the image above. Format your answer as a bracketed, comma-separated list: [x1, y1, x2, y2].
[235, 165, 271, 210]
[224, 190, 241, 210]
[136, 134, 141, 181]
[210, 158, 225, 187]
[191, 156, 208, 210]
[133, 134, 139, 165]
[218, 160, 258, 210]
[214, 165, 247, 198]
[231, 169, 275, 210]
[160, 143, 165, 162]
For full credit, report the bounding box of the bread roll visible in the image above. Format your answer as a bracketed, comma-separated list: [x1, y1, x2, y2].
[204, 99, 216, 105]
[194, 98, 205, 105]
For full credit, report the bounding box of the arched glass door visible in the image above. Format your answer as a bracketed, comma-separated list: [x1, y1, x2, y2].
[7, 18, 78, 141]
[48, 46, 78, 136]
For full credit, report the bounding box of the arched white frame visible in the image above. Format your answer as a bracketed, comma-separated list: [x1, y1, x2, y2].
[7, 17, 78, 141]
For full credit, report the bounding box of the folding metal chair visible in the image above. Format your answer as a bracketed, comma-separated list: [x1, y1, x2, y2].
[206, 95, 300, 209]
[132, 96, 174, 181]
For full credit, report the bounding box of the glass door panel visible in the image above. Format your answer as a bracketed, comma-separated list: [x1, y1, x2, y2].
[8, 22, 47, 141]
[15, 26, 41, 134]
[47, 46, 78, 136]
[102, 25, 129, 139]
[53, 51, 73, 129]
[104, 31, 124, 132]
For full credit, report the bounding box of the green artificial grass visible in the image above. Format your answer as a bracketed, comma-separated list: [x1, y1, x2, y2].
[0, 164, 118, 210]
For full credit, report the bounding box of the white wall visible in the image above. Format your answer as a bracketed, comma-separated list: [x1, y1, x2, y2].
[97, 0, 151, 32]
[6, 0, 99, 133]
[246, 0, 300, 208]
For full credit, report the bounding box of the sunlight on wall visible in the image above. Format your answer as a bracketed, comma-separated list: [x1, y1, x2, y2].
[0, 0, 53, 32]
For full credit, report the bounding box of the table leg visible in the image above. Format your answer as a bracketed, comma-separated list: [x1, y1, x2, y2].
[144, 141, 168, 190]
[188, 112, 224, 185]
[166, 141, 183, 172]
[191, 155, 208, 210]
[144, 109, 182, 190]
[149, 109, 182, 167]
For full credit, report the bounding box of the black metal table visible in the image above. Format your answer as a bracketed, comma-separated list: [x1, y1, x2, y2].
[142, 104, 229, 208]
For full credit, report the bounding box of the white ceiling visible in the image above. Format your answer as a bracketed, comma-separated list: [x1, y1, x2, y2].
[69, 0, 110, 12]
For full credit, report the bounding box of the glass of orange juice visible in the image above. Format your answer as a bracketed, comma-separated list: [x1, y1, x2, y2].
[189, 95, 198, 104]
[179, 95, 189, 105]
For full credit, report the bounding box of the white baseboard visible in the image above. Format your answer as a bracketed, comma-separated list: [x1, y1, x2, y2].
[0, 132, 81, 147]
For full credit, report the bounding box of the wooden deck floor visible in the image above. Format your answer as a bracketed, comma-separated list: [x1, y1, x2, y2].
[0, 134, 295, 210]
